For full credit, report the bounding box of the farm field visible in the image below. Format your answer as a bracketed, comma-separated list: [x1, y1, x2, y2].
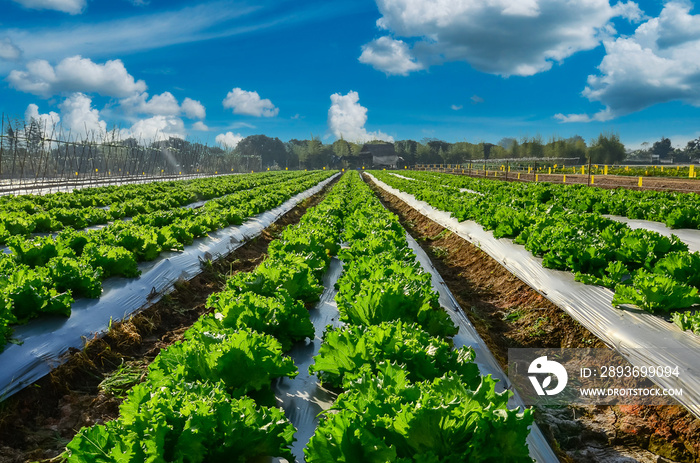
[0, 170, 699, 462]
[0, 170, 334, 354]
[9, 1, 700, 460]
[418, 166, 700, 193]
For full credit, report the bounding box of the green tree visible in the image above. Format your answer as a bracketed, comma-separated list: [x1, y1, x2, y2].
[587, 133, 626, 164]
[395, 140, 418, 165]
[234, 135, 287, 168]
[652, 137, 673, 159]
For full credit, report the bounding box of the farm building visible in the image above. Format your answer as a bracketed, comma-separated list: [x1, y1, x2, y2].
[358, 142, 401, 168]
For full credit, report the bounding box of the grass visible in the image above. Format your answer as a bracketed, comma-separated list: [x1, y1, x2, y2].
[98, 360, 147, 398]
[502, 308, 525, 322]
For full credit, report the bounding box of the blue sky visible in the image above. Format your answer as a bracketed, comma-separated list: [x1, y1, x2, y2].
[1, 0, 700, 150]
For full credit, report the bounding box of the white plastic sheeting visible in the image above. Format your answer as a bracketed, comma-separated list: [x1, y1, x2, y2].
[604, 215, 700, 253]
[405, 233, 558, 463]
[0, 174, 338, 400]
[388, 172, 482, 195]
[273, 258, 344, 463]
[367, 173, 700, 419]
[272, 244, 556, 463]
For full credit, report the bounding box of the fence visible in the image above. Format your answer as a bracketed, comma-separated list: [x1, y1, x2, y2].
[0, 115, 261, 195]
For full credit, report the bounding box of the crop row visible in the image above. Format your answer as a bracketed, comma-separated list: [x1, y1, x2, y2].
[413, 169, 700, 229]
[0, 171, 333, 351]
[0, 171, 299, 241]
[372, 171, 700, 327]
[63, 171, 535, 461]
[304, 172, 533, 462]
[63, 167, 347, 462]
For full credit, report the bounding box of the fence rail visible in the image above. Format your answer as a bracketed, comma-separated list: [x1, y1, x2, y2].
[0, 115, 260, 195]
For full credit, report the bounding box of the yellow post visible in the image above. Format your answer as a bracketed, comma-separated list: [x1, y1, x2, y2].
[604, 165, 608, 175]
[563, 175, 566, 183]
[548, 167, 551, 174]
[528, 167, 532, 173]
[591, 175, 595, 184]
[518, 173, 521, 179]
[536, 174, 539, 182]
[690, 165, 695, 178]
[661, 166, 664, 172]
[581, 165, 585, 174]
[494, 171, 497, 177]
[638, 176, 643, 187]
[286, 167, 288, 170]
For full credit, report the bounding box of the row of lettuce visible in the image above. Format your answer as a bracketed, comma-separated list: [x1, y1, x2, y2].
[417, 170, 700, 229]
[305, 172, 533, 462]
[372, 170, 700, 335]
[0, 172, 295, 242]
[63, 169, 346, 461]
[0, 171, 333, 352]
[63, 171, 535, 462]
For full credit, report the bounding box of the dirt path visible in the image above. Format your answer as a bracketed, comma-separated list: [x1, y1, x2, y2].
[0, 177, 338, 463]
[366, 175, 700, 463]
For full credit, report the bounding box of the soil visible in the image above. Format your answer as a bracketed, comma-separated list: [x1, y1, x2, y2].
[365, 174, 700, 463]
[0, 177, 338, 463]
[420, 168, 700, 193]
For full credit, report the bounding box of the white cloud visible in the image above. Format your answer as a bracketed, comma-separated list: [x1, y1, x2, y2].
[59, 93, 107, 139]
[8, 55, 146, 98]
[120, 91, 180, 116]
[559, 1, 700, 121]
[471, 95, 484, 104]
[362, 0, 644, 77]
[192, 121, 209, 131]
[124, 115, 185, 143]
[359, 37, 424, 75]
[10, 0, 85, 14]
[24, 103, 60, 139]
[181, 97, 206, 119]
[327, 91, 393, 143]
[119, 92, 207, 125]
[223, 88, 278, 117]
[450, 104, 463, 111]
[216, 131, 244, 149]
[0, 38, 22, 61]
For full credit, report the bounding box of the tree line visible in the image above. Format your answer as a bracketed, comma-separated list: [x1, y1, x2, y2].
[230, 133, 700, 169]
